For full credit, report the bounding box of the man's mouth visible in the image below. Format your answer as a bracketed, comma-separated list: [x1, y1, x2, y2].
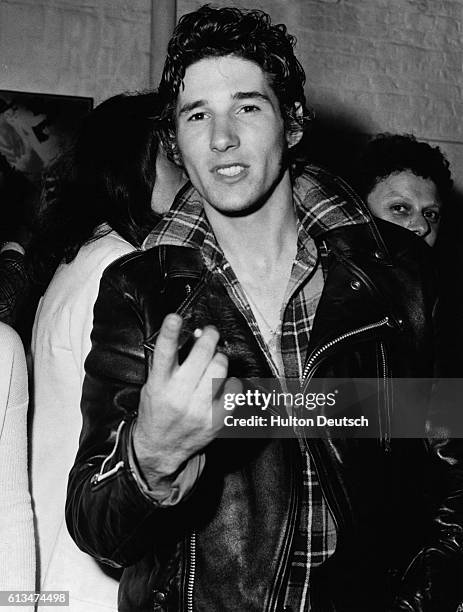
[214, 164, 248, 177]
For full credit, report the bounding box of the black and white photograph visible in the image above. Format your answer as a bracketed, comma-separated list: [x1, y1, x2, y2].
[1, 1, 463, 610]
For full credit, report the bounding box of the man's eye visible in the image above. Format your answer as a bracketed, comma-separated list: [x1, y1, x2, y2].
[424, 210, 440, 223]
[238, 105, 260, 114]
[188, 112, 206, 122]
[390, 204, 408, 214]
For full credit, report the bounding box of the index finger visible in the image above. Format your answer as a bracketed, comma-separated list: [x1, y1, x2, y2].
[149, 313, 182, 383]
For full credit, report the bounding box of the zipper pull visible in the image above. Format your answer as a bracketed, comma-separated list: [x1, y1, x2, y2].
[319, 240, 329, 279]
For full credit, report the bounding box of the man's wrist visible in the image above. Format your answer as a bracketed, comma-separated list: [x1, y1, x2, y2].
[129, 422, 205, 505]
[132, 421, 186, 485]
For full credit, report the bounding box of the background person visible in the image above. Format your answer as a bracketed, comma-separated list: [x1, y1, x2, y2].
[354, 133, 453, 247]
[354, 133, 461, 376]
[0, 322, 35, 611]
[0, 153, 36, 336]
[29, 91, 185, 612]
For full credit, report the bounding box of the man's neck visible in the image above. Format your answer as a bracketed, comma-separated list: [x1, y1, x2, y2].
[202, 171, 297, 372]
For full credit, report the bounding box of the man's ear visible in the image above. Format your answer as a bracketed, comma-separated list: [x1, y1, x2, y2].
[285, 101, 304, 148]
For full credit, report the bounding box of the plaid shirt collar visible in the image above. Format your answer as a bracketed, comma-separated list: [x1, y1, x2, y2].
[143, 165, 370, 264]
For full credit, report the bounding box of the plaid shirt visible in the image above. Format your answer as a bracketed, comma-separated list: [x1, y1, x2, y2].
[145, 165, 370, 610]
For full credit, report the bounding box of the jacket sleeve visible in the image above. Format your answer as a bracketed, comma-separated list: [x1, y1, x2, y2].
[391, 261, 463, 610]
[65, 264, 201, 568]
[0, 323, 35, 591]
[389, 436, 463, 612]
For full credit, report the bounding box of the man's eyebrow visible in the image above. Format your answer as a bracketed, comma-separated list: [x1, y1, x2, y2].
[233, 91, 272, 103]
[178, 91, 272, 116]
[178, 100, 207, 115]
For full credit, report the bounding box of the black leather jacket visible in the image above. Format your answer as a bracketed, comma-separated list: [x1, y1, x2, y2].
[66, 219, 463, 612]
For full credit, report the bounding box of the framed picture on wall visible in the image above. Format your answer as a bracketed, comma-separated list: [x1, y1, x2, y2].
[0, 90, 93, 187]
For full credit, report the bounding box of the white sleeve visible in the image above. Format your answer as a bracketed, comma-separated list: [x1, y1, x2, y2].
[0, 324, 35, 605]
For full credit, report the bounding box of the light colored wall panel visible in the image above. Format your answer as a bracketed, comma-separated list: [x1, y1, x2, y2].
[1, 0, 461, 189]
[0, 0, 152, 103]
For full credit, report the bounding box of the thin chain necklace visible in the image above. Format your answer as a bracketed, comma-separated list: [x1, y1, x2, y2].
[241, 284, 282, 348]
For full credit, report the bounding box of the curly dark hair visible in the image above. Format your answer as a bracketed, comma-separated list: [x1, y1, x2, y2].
[29, 91, 162, 284]
[355, 133, 453, 204]
[158, 4, 312, 175]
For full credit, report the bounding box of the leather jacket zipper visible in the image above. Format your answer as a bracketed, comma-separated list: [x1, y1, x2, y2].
[298, 316, 393, 538]
[378, 340, 391, 451]
[301, 316, 391, 385]
[182, 464, 297, 612]
[301, 316, 393, 449]
[185, 501, 298, 612]
[186, 531, 196, 612]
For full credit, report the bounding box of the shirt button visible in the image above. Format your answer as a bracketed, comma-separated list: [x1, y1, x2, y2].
[350, 279, 361, 291]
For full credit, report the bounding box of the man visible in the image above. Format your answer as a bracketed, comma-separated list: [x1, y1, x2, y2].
[66, 6, 463, 611]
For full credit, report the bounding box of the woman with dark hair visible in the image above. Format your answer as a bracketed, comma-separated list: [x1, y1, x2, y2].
[355, 133, 453, 247]
[30, 91, 185, 612]
[30, 91, 182, 284]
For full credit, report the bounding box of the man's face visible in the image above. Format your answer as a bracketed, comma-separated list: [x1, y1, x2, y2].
[175, 55, 292, 216]
[367, 170, 442, 247]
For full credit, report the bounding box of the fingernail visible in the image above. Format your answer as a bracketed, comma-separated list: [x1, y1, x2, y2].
[165, 313, 182, 328]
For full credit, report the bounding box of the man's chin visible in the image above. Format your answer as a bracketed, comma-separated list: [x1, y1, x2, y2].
[208, 201, 265, 218]
[203, 191, 270, 218]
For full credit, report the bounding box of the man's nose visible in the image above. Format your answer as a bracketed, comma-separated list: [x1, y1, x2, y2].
[408, 215, 430, 239]
[210, 117, 239, 152]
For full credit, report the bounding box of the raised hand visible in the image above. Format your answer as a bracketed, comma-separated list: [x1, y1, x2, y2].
[133, 313, 238, 487]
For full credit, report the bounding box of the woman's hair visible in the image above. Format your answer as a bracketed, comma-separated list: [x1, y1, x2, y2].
[355, 133, 453, 204]
[158, 4, 312, 176]
[29, 91, 161, 284]
[0, 153, 37, 242]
